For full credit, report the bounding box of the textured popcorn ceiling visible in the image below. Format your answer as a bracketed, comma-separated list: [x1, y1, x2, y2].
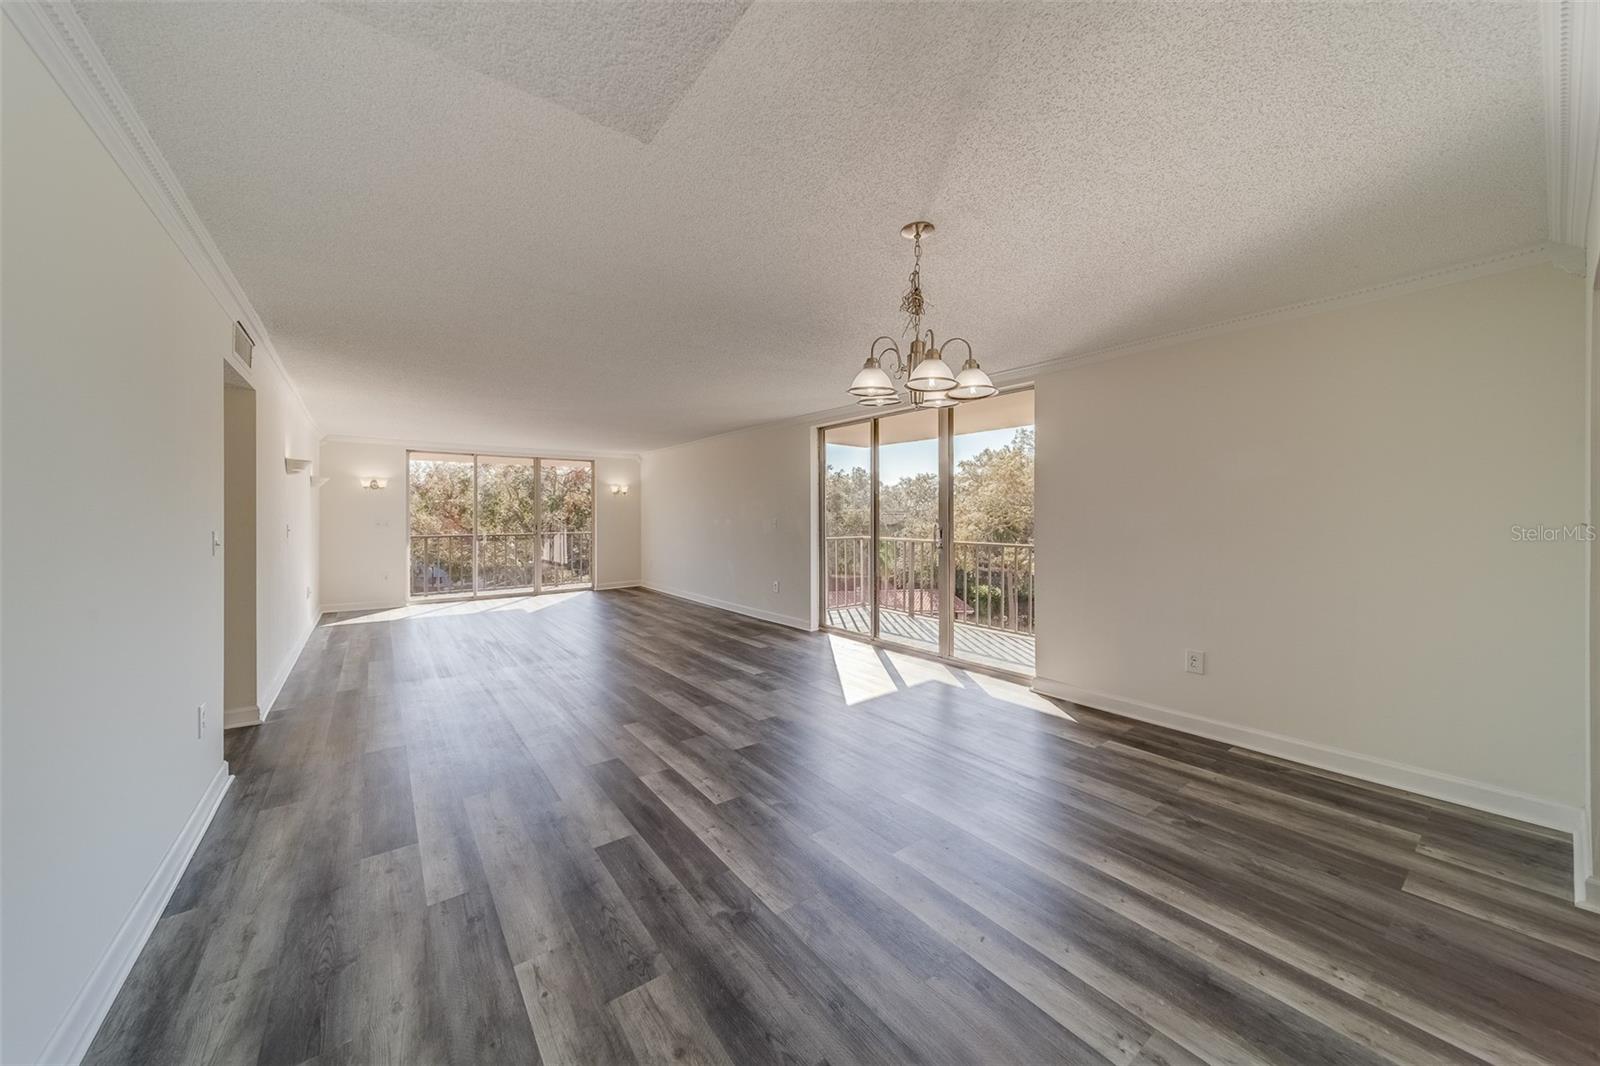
[325, 2, 751, 143]
[74, 1, 1547, 454]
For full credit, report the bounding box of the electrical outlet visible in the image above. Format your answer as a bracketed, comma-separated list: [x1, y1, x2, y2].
[197, 703, 207, 738]
[1185, 650, 1205, 675]
[305, 585, 312, 600]
[772, 580, 780, 594]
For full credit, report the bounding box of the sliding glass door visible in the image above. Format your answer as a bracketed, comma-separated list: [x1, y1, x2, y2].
[819, 389, 1035, 675]
[409, 451, 595, 599]
[950, 390, 1035, 672]
[539, 459, 595, 590]
[822, 422, 872, 637]
[875, 408, 941, 656]
[475, 456, 541, 593]
[409, 453, 476, 597]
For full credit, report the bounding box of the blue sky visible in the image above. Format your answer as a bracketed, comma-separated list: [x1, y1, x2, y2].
[827, 426, 1024, 484]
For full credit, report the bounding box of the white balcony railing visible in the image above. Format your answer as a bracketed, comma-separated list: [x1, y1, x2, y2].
[824, 534, 1034, 635]
[410, 531, 592, 597]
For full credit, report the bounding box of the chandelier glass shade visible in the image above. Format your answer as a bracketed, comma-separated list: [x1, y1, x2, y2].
[845, 221, 996, 409]
[949, 354, 999, 400]
[906, 353, 957, 392]
[847, 360, 896, 398]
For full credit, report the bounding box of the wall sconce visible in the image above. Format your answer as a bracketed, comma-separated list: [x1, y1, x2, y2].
[284, 457, 313, 475]
[610, 484, 629, 495]
[361, 477, 389, 490]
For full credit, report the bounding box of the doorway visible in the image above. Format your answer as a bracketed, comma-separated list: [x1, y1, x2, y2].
[407, 451, 595, 599]
[223, 362, 257, 722]
[820, 388, 1035, 675]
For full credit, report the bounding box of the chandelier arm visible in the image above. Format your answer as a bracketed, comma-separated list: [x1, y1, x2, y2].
[941, 337, 974, 364]
[870, 334, 907, 378]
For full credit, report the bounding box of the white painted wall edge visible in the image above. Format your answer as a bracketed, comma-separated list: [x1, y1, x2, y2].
[1032, 676, 1591, 902]
[34, 764, 232, 1065]
[641, 584, 814, 632]
[1542, 0, 1600, 247]
[257, 612, 319, 721]
[1581, 877, 1600, 912]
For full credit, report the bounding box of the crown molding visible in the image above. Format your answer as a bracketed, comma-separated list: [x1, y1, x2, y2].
[1544, 0, 1600, 250]
[320, 434, 642, 463]
[717, 243, 1562, 447]
[3, 1, 321, 436]
[1003, 243, 1561, 378]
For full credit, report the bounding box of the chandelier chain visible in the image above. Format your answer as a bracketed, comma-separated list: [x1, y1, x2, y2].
[900, 232, 927, 331]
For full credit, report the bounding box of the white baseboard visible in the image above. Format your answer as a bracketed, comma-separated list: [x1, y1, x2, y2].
[1579, 876, 1600, 913]
[319, 598, 404, 614]
[1031, 676, 1590, 899]
[222, 704, 261, 731]
[35, 764, 233, 1065]
[595, 580, 642, 591]
[257, 612, 318, 722]
[1571, 811, 1593, 907]
[640, 583, 814, 632]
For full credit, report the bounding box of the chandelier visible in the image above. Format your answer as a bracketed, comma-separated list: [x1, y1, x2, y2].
[847, 221, 996, 408]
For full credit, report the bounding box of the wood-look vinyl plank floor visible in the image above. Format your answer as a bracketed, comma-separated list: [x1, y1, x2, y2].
[85, 589, 1599, 1065]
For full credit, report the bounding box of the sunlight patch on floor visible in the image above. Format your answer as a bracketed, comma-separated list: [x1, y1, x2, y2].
[966, 670, 1075, 720]
[324, 591, 586, 627]
[827, 634, 898, 705]
[826, 632, 1071, 721]
[883, 649, 963, 690]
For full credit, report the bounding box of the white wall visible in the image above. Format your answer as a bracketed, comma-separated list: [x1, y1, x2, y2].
[318, 443, 640, 608]
[250, 353, 321, 718]
[1033, 264, 1589, 822]
[318, 441, 409, 610]
[2, 19, 229, 1061]
[640, 421, 817, 629]
[597, 455, 642, 588]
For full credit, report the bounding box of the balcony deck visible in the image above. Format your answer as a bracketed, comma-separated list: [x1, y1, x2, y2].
[825, 604, 1035, 673]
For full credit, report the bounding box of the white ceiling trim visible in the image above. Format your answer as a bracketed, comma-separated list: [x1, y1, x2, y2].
[1004, 243, 1561, 378]
[1544, 0, 1600, 249]
[3, 1, 320, 435]
[321, 434, 641, 463]
[739, 241, 1560, 446]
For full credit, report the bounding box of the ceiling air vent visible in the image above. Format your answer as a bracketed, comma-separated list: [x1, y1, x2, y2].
[232, 321, 255, 368]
